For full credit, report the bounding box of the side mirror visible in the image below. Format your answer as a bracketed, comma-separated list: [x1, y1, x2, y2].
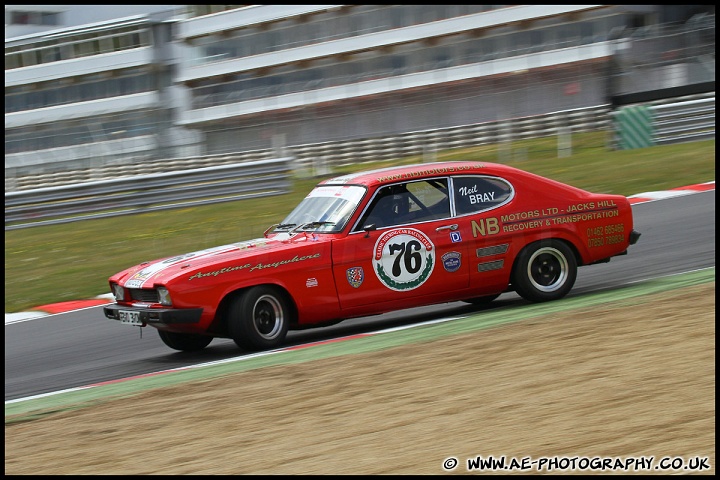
[363, 224, 377, 238]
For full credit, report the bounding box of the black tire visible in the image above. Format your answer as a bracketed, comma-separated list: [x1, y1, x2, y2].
[158, 330, 213, 351]
[228, 286, 291, 351]
[463, 294, 501, 305]
[512, 239, 577, 302]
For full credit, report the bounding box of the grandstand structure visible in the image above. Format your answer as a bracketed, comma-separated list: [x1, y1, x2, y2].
[5, 5, 196, 179]
[4, 4, 715, 186]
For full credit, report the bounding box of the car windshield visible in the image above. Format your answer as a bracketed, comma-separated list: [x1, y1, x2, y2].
[274, 184, 366, 233]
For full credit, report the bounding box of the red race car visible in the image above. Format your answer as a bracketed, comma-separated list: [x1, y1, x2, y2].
[104, 161, 640, 351]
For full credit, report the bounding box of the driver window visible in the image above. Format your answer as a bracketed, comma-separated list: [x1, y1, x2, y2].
[357, 179, 450, 230]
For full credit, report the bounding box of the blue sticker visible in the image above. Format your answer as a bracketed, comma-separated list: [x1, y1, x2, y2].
[450, 231, 462, 243]
[442, 252, 462, 272]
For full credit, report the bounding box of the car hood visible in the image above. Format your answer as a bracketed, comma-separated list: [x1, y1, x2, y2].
[117, 233, 317, 289]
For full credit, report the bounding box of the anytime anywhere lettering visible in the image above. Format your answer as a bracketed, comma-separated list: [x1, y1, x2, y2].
[188, 253, 321, 280]
[250, 253, 321, 272]
[188, 264, 251, 280]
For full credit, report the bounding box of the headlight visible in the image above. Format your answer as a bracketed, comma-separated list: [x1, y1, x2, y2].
[157, 287, 172, 306]
[111, 283, 125, 301]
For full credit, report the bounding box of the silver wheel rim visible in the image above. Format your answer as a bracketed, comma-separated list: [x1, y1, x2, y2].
[252, 294, 284, 340]
[526, 246, 568, 293]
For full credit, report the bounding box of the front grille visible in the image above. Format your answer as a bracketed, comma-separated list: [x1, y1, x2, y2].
[129, 288, 159, 303]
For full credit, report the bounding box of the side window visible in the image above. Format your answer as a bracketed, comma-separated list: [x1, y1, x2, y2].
[453, 176, 513, 215]
[356, 179, 450, 230]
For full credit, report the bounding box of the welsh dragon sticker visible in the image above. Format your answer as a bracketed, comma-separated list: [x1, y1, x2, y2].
[373, 228, 435, 291]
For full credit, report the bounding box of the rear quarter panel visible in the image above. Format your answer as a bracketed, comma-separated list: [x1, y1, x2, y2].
[495, 171, 634, 265]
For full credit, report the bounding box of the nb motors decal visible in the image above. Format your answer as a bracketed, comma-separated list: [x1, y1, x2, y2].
[373, 228, 435, 291]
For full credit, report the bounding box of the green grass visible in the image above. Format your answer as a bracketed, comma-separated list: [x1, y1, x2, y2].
[4, 132, 715, 312]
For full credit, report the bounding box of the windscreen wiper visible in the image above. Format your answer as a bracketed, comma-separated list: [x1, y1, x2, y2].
[263, 223, 297, 237]
[289, 221, 335, 234]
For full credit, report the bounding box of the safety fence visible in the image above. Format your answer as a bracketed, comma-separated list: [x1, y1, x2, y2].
[6, 104, 610, 192]
[5, 158, 292, 230]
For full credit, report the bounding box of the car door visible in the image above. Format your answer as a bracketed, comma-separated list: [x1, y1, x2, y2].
[331, 177, 470, 310]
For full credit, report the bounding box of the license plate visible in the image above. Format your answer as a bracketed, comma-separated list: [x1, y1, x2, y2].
[119, 310, 142, 326]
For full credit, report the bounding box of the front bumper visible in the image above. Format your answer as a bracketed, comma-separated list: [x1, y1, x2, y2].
[104, 304, 203, 325]
[629, 229, 641, 245]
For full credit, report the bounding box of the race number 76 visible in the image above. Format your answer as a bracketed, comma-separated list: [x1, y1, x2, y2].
[388, 240, 422, 276]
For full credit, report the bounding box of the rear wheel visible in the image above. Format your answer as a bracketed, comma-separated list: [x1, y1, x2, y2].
[512, 240, 577, 302]
[228, 286, 291, 351]
[158, 330, 213, 351]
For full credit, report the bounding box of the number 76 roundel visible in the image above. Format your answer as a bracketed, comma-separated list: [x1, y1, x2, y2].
[373, 228, 436, 291]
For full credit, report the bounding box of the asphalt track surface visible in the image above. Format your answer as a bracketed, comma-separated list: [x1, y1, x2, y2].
[4, 187, 715, 402]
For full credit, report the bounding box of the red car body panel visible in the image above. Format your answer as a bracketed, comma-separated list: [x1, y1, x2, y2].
[105, 161, 638, 346]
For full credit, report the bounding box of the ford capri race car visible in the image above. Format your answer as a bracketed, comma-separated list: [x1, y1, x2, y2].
[104, 161, 640, 352]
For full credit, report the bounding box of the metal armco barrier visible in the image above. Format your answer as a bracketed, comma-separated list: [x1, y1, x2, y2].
[652, 97, 716, 145]
[612, 95, 715, 149]
[290, 105, 612, 174]
[5, 157, 293, 230]
[5, 94, 712, 198]
[6, 105, 611, 192]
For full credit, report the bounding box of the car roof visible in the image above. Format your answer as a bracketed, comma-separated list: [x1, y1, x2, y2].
[319, 161, 520, 188]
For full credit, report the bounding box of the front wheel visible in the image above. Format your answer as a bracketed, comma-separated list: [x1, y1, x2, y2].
[228, 286, 291, 351]
[512, 240, 577, 302]
[158, 330, 213, 351]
